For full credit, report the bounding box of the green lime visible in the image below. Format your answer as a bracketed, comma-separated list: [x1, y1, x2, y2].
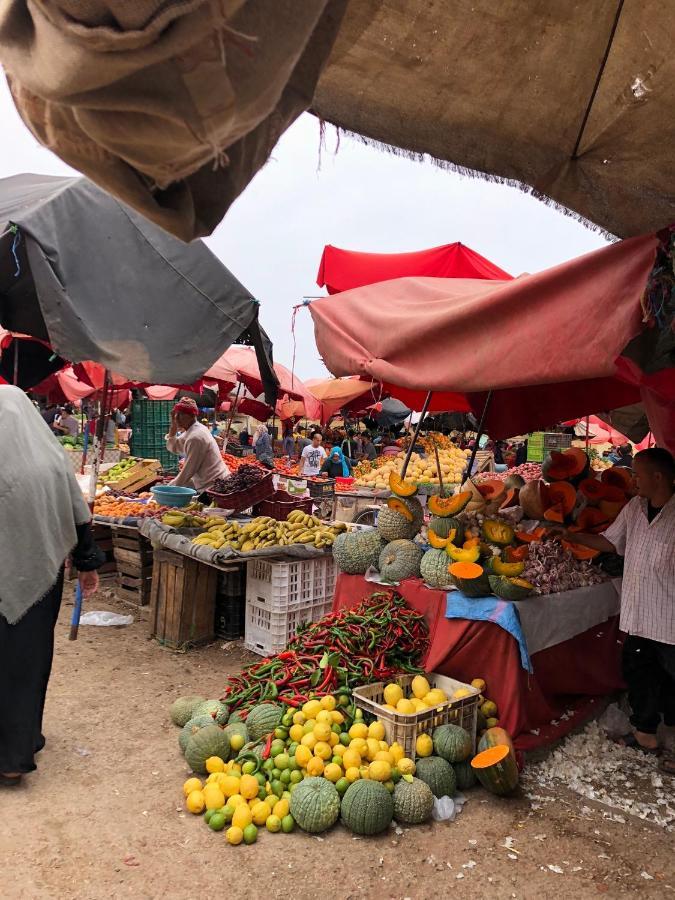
[281, 814, 295, 833]
[390, 767, 401, 783]
[255, 772, 266, 787]
[289, 770, 303, 784]
[241, 760, 256, 775]
[331, 723, 342, 735]
[274, 726, 289, 740]
[331, 756, 342, 766]
[271, 780, 284, 798]
[275, 753, 290, 770]
[337, 694, 350, 708]
[288, 781, 299, 793]
[339, 732, 350, 746]
[282, 790, 292, 801]
[354, 709, 364, 720]
[271, 768, 281, 780]
[262, 758, 275, 773]
[257, 786, 267, 801]
[270, 742, 285, 758]
[221, 805, 235, 823]
[281, 712, 294, 727]
[203, 808, 215, 824]
[335, 777, 350, 795]
[209, 812, 226, 831]
[280, 769, 291, 785]
[266, 814, 282, 833]
[242, 824, 258, 845]
[288, 742, 299, 757]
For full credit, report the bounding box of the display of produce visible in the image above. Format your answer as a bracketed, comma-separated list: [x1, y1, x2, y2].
[93, 495, 165, 518]
[190, 513, 345, 552]
[470, 744, 519, 795]
[353, 446, 470, 489]
[474, 463, 542, 483]
[522, 540, 606, 595]
[212, 464, 267, 496]
[487, 575, 535, 600]
[448, 561, 491, 597]
[541, 446, 589, 484]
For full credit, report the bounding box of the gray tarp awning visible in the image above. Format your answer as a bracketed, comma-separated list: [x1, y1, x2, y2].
[0, 173, 276, 397]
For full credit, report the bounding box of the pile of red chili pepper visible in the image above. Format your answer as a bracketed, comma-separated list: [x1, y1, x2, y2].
[221, 590, 429, 716]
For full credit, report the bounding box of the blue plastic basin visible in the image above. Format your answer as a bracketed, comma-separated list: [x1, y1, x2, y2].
[151, 485, 197, 508]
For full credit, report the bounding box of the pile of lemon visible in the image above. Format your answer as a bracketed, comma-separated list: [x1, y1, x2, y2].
[381, 674, 455, 714]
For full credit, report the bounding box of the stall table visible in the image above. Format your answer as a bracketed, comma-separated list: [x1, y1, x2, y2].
[333, 574, 624, 752]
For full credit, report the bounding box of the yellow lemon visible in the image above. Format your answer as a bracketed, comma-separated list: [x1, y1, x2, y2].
[289, 724, 304, 743]
[226, 826, 244, 846]
[374, 750, 394, 765]
[411, 675, 431, 699]
[424, 688, 447, 705]
[239, 774, 259, 801]
[348, 722, 368, 740]
[314, 741, 332, 761]
[398, 757, 416, 775]
[313, 722, 332, 742]
[206, 773, 221, 784]
[320, 694, 337, 711]
[205, 756, 225, 774]
[342, 748, 361, 769]
[306, 756, 324, 776]
[453, 687, 473, 700]
[396, 698, 416, 715]
[345, 766, 361, 782]
[301, 733, 318, 751]
[368, 721, 386, 741]
[323, 763, 343, 783]
[329, 732, 339, 747]
[228, 794, 245, 808]
[331, 710, 345, 725]
[383, 704, 397, 712]
[229, 734, 245, 753]
[316, 710, 333, 725]
[303, 719, 317, 734]
[266, 814, 282, 833]
[295, 745, 312, 767]
[203, 783, 225, 810]
[292, 710, 306, 725]
[229, 763, 242, 777]
[251, 801, 272, 826]
[383, 683, 404, 706]
[183, 777, 202, 797]
[186, 790, 205, 814]
[411, 698, 427, 711]
[471, 678, 487, 693]
[359, 765, 371, 779]
[349, 738, 368, 757]
[366, 738, 381, 761]
[389, 742, 404, 763]
[232, 804, 253, 830]
[273, 798, 290, 818]
[378, 740, 389, 751]
[332, 743, 346, 758]
[302, 699, 322, 719]
[481, 700, 498, 718]
[369, 760, 391, 782]
[416, 733, 433, 757]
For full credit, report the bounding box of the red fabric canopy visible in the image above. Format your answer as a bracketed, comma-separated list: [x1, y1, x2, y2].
[317, 242, 512, 293]
[309, 234, 675, 448]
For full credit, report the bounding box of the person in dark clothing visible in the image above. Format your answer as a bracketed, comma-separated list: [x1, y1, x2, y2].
[341, 429, 359, 462]
[40, 403, 58, 428]
[239, 427, 249, 447]
[515, 441, 527, 466]
[361, 433, 377, 461]
[617, 444, 634, 467]
[0, 387, 104, 786]
[320, 446, 352, 478]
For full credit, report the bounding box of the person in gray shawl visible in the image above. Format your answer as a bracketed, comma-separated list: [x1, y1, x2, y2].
[0, 386, 104, 786]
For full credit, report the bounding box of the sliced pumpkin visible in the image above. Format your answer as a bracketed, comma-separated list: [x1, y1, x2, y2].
[463, 537, 480, 549]
[599, 485, 628, 503]
[562, 539, 600, 561]
[389, 471, 418, 498]
[448, 561, 491, 598]
[504, 544, 529, 563]
[572, 507, 610, 533]
[546, 481, 577, 516]
[498, 488, 519, 510]
[476, 479, 505, 500]
[578, 477, 608, 504]
[542, 447, 589, 482]
[515, 526, 548, 543]
[488, 556, 526, 577]
[428, 491, 472, 517]
[428, 528, 452, 549]
[601, 466, 634, 493]
[446, 543, 481, 563]
[543, 502, 565, 523]
[481, 519, 515, 546]
[599, 498, 627, 520]
[387, 497, 414, 522]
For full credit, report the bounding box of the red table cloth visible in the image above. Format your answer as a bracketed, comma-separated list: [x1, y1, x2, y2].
[333, 575, 625, 752]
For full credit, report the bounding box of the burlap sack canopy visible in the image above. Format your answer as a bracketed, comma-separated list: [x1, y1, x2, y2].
[1, 0, 672, 239]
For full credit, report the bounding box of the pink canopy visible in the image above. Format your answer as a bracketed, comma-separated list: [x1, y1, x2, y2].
[304, 376, 378, 424]
[310, 233, 675, 450]
[317, 242, 512, 294]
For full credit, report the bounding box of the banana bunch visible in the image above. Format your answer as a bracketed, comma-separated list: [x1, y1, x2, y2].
[161, 511, 215, 529]
[191, 519, 242, 550]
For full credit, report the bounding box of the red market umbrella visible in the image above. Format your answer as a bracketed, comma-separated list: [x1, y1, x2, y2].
[317, 242, 512, 294]
[304, 376, 378, 423]
[309, 233, 675, 449]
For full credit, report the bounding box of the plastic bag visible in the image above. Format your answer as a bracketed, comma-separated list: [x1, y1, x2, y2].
[432, 792, 467, 822]
[599, 701, 631, 736]
[79, 610, 133, 627]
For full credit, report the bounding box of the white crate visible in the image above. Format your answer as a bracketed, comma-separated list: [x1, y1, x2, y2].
[245, 556, 337, 614]
[244, 598, 332, 656]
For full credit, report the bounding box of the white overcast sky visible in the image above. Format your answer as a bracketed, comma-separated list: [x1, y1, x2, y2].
[0, 78, 608, 382]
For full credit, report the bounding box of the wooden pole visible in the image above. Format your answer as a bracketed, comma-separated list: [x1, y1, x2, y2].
[465, 390, 493, 481]
[222, 381, 244, 452]
[401, 391, 432, 479]
[434, 444, 445, 498]
[88, 369, 111, 503]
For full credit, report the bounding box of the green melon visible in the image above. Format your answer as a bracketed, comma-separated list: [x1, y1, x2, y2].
[432, 724, 472, 763]
[340, 780, 394, 835]
[415, 756, 457, 798]
[378, 539, 423, 582]
[289, 777, 341, 833]
[179, 715, 217, 753]
[332, 530, 385, 574]
[453, 759, 478, 790]
[377, 497, 424, 541]
[184, 725, 230, 774]
[420, 548, 452, 589]
[192, 699, 229, 726]
[392, 777, 434, 824]
[245, 703, 283, 742]
[169, 695, 204, 727]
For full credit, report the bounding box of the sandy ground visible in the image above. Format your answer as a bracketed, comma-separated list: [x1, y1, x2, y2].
[1, 580, 674, 900]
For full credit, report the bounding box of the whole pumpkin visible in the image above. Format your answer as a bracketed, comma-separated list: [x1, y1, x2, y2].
[433, 724, 473, 763]
[420, 548, 452, 589]
[333, 530, 385, 574]
[415, 756, 457, 798]
[393, 777, 434, 824]
[179, 715, 218, 753]
[429, 515, 464, 544]
[378, 539, 423, 582]
[377, 497, 424, 541]
[289, 777, 341, 833]
[192, 699, 229, 726]
[340, 779, 394, 835]
[453, 759, 478, 790]
[170, 695, 205, 727]
[246, 703, 283, 741]
[184, 725, 230, 774]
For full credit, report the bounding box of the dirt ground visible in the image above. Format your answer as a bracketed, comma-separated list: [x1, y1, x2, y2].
[2, 581, 673, 900]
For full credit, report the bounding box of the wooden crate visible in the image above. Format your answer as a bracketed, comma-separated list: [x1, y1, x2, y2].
[112, 527, 153, 606]
[149, 549, 218, 649]
[92, 523, 116, 575]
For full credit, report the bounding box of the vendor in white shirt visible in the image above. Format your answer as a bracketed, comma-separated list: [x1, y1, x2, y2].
[166, 397, 229, 497]
[300, 431, 327, 476]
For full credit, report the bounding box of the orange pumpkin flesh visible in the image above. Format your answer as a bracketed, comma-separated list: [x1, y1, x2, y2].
[599, 498, 627, 520]
[504, 544, 529, 563]
[476, 479, 505, 500]
[562, 539, 600, 560]
[572, 507, 610, 533]
[543, 447, 589, 481]
[578, 478, 608, 504]
[389, 471, 418, 498]
[428, 491, 472, 517]
[448, 561, 484, 579]
[546, 481, 577, 516]
[428, 529, 451, 549]
[515, 527, 548, 543]
[600, 485, 628, 503]
[387, 497, 414, 522]
[463, 537, 480, 549]
[543, 503, 565, 523]
[601, 466, 634, 493]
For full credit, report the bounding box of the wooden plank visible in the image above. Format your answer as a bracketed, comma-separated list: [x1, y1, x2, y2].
[116, 562, 153, 580]
[172, 558, 186, 647]
[149, 559, 161, 637]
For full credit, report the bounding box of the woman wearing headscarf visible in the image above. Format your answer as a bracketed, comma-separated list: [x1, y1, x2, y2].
[166, 397, 229, 497]
[0, 386, 105, 786]
[320, 446, 352, 478]
[252, 423, 274, 468]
